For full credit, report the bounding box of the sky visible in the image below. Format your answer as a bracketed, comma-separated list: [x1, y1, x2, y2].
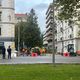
[15, 0, 53, 33]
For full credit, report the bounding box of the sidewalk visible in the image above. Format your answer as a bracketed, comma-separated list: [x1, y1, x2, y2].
[0, 54, 52, 64]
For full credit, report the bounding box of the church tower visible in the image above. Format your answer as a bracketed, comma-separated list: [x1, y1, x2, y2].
[0, 0, 15, 50]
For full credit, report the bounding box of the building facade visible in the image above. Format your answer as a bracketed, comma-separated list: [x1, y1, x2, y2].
[56, 19, 80, 53]
[44, 3, 57, 52]
[45, 3, 53, 51]
[45, 3, 80, 54]
[54, 4, 80, 53]
[43, 31, 48, 49]
[0, 0, 15, 52]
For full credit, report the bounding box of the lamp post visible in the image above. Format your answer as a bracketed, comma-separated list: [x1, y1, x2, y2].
[18, 21, 20, 51]
[52, 0, 55, 63]
[61, 21, 64, 54]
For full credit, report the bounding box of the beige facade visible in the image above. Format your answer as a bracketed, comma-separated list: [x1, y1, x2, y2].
[0, 0, 15, 51]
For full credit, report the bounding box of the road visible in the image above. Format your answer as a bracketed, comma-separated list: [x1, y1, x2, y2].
[0, 54, 80, 64]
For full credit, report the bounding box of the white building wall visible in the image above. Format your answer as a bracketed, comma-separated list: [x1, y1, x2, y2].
[77, 39, 80, 50]
[56, 19, 80, 53]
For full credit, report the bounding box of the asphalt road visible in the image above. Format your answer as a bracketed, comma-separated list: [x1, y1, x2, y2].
[0, 54, 80, 64]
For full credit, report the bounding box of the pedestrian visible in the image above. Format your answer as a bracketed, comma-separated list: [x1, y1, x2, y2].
[2, 46, 6, 59]
[7, 46, 12, 59]
[22, 48, 25, 56]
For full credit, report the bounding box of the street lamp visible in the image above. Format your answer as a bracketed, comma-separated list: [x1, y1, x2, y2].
[18, 23, 20, 51]
[18, 19, 21, 51]
[52, 0, 55, 63]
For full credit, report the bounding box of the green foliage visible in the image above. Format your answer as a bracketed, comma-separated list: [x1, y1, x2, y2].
[56, 0, 80, 20]
[23, 9, 43, 48]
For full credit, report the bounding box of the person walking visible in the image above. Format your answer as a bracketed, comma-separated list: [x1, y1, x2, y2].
[7, 46, 12, 59]
[2, 46, 6, 59]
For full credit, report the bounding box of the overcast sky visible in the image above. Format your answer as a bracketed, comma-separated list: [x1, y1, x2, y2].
[15, 0, 53, 32]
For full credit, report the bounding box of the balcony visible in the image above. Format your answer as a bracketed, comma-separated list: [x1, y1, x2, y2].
[46, 30, 52, 37]
[46, 4, 53, 15]
[68, 20, 73, 26]
[46, 22, 52, 28]
[70, 26, 73, 31]
[46, 16, 53, 24]
[43, 41, 48, 45]
[46, 26, 52, 33]
[47, 36, 53, 41]
[46, 11, 53, 19]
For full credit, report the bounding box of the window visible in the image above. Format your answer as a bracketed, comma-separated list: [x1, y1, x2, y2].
[0, 0, 2, 6]
[0, 27, 1, 35]
[72, 41, 73, 44]
[9, 15, 11, 21]
[60, 27, 63, 32]
[0, 12, 1, 21]
[60, 37, 63, 41]
[68, 29, 69, 33]
[65, 20, 67, 23]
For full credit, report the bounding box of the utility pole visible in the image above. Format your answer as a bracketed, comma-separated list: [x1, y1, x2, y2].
[52, 0, 55, 63]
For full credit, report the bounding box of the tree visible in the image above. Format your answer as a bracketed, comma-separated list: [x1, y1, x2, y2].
[55, 0, 80, 36]
[56, 0, 80, 20]
[23, 9, 43, 48]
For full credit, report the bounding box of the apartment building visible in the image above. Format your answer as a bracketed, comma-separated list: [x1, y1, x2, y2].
[55, 5, 80, 53]
[44, 3, 57, 52]
[45, 3, 53, 51]
[45, 2, 80, 54]
[0, 0, 15, 52]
